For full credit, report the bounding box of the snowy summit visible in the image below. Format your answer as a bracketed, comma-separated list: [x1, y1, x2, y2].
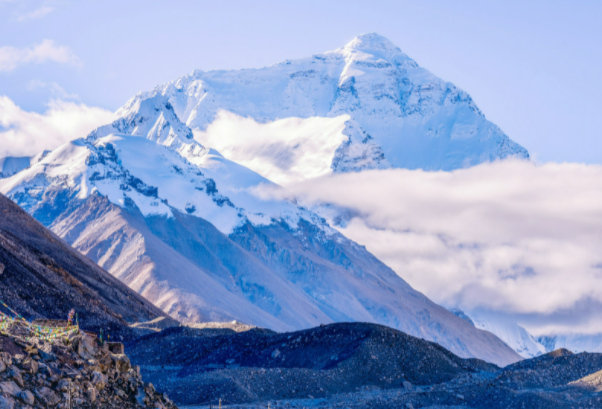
[136, 32, 530, 184]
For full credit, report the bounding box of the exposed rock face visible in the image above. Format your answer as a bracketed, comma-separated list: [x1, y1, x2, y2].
[126, 324, 602, 409]
[0, 321, 177, 408]
[0, 193, 168, 341]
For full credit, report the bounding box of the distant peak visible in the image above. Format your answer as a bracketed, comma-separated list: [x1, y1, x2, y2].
[344, 33, 401, 53]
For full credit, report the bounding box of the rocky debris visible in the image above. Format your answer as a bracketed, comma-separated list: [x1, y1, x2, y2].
[0, 322, 177, 408]
[127, 324, 602, 409]
[127, 322, 498, 406]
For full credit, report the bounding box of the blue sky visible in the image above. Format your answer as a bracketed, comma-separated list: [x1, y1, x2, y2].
[1, 0, 601, 163]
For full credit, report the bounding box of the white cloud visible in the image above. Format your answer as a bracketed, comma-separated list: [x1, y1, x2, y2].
[0, 39, 81, 72]
[194, 111, 351, 185]
[278, 160, 602, 336]
[0, 96, 116, 157]
[17, 6, 53, 21]
[28, 79, 79, 100]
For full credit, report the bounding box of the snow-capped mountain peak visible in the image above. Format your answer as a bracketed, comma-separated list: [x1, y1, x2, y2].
[131, 32, 530, 184]
[342, 32, 404, 55]
[90, 93, 193, 143]
[87, 93, 207, 163]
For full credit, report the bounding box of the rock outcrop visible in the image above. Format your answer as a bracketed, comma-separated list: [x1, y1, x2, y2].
[0, 320, 177, 408]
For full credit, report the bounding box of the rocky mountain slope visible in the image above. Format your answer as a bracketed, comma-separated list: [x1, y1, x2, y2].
[127, 323, 602, 409]
[0, 193, 167, 341]
[139, 32, 529, 184]
[0, 120, 520, 366]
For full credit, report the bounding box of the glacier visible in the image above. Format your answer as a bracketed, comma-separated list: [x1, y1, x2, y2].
[129, 32, 531, 184]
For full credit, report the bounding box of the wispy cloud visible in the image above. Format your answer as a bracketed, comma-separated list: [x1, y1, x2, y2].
[17, 5, 53, 21]
[0, 96, 115, 157]
[274, 161, 602, 335]
[0, 39, 81, 72]
[28, 79, 79, 100]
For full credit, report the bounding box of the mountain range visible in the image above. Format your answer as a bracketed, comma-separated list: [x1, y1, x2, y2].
[0, 34, 533, 366]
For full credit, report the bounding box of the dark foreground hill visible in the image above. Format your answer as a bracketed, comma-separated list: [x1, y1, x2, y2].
[127, 322, 602, 408]
[0, 193, 167, 341]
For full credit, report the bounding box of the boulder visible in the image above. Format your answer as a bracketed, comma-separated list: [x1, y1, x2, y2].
[0, 352, 12, 366]
[110, 353, 131, 373]
[91, 371, 107, 390]
[72, 335, 96, 360]
[55, 379, 71, 393]
[17, 390, 34, 405]
[0, 381, 21, 396]
[38, 362, 53, 376]
[83, 382, 97, 403]
[35, 386, 61, 407]
[20, 357, 38, 374]
[9, 368, 23, 388]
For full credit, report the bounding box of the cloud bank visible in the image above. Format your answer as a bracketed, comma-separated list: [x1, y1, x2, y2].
[280, 160, 602, 335]
[0, 39, 81, 72]
[0, 96, 115, 157]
